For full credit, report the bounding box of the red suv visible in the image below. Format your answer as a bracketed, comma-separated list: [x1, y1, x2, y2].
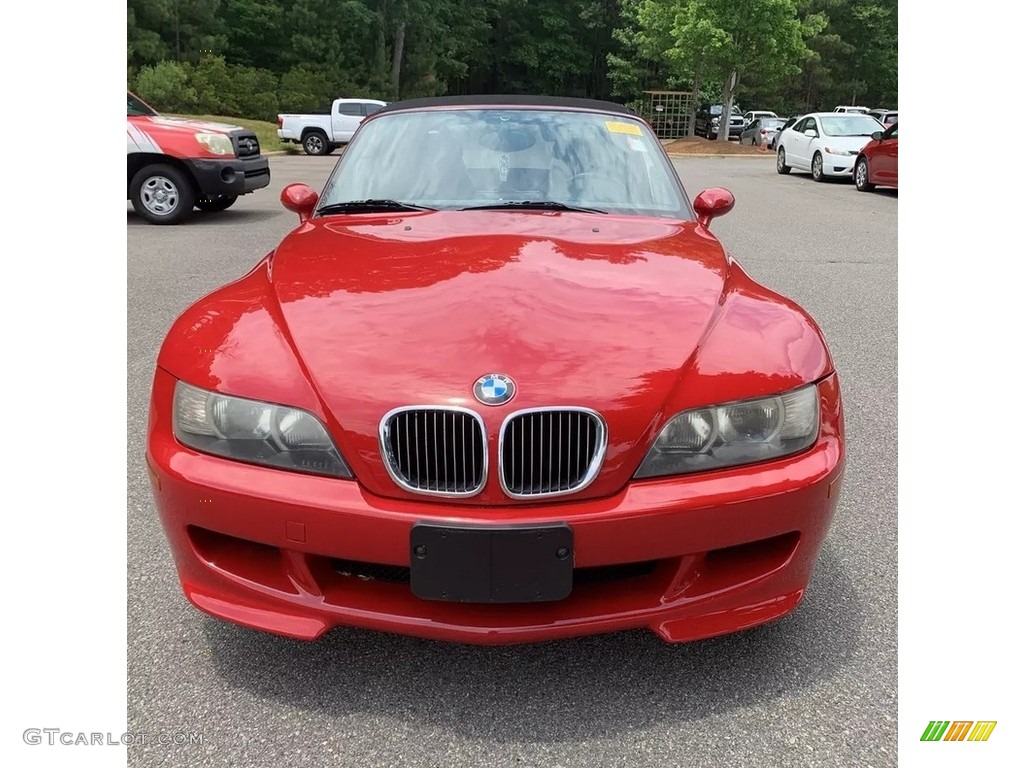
[854, 123, 898, 192]
[127, 91, 271, 224]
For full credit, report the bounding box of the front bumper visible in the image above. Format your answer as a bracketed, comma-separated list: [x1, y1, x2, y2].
[183, 156, 271, 197]
[823, 154, 858, 176]
[711, 124, 744, 139]
[146, 370, 844, 645]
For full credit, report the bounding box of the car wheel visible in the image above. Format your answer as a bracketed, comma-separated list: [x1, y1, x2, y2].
[130, 164, 195, 225]
[855, 157, 875, 192]
[811, 152, 825, 182]
[303, 130, 330, 156]
[776, 147, 791, 175]
[195, 194, 239, 212]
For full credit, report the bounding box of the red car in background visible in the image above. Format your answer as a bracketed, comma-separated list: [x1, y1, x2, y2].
[855, 123, 898, 191]
[147, 95, 846, 646]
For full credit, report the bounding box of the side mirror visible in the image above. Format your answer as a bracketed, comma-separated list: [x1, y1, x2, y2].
[803, 129, 817, 138]
[871, 131, 883, 141]
[281, 183, 319, 222]
[693, 187, 735, 229]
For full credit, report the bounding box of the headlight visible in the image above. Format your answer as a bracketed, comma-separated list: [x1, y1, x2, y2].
[172, 381, 353, 478]
[711, 117, 721, 125]
[634, 384, 819, 478]
[823, 147, 858, 156]
[195, 133, 234, 156]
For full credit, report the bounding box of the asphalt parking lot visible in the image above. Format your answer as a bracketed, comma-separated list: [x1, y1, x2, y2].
[127, 154, 897, 768]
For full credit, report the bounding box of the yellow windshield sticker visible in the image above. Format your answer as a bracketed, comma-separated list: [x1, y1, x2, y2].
[605, 121, 643, 136]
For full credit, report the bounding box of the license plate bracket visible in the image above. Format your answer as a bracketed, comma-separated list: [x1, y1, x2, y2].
[409, 522, 573, 603]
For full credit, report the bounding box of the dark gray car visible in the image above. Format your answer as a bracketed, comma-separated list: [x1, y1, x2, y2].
[740, 117, 787, 148]
[868, 109, 898, 127]
[769, 116, 800, 150]
[694, 104, 745, 139]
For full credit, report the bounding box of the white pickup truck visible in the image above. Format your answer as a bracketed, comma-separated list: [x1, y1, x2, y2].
[277, 98, 388, 155]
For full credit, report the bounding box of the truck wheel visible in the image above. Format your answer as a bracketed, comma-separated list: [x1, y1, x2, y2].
[130, 164, 195, 225]
[196, 194, 238, 212]
[303, 130, 330, 156]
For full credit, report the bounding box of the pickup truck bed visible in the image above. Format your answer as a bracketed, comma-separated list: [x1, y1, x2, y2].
[278, 98, 387, 155]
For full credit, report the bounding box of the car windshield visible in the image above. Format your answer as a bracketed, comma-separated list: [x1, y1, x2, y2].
[763, 119, 785, 128]
[318, 108, 690, 219]
[128, 93, 157, 116]
[820, 115, 883, 136]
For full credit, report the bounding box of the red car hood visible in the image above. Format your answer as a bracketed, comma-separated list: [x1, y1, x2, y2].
[265, 210, 730, 502]
[159, 208, 832, 504]
[272, 211, 727, 406]
[130, 115, 243, 136]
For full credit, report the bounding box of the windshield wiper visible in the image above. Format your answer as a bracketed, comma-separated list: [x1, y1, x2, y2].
[317, 199, 436, 215]
[459, 200, 607, 214]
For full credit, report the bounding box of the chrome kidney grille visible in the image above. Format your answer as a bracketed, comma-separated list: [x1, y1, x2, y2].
[379, 406, 606, 499]
[379, 407, 487, 497]
[499, 408, 607, 499]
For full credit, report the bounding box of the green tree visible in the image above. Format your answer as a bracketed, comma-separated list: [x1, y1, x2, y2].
[827, 0, 897, 106]
[772, 0, 896, 112]
[416, 0, 494, 95]
[284, 0, 379, 94]
[128, 3, 171, 68]
[134, 60, 198, 112]
[278, 66, 339, 112]
[221, 0, 287, 70]
[660, 0, 811, 140]
[124, 0, 895, 122]
[784, 0, 847, 112]
[608, 0, 682, 101]
[128, 0, 227, 68]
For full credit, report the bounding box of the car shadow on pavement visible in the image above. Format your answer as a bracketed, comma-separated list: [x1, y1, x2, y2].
[201, 544, 862, 741]
[127, 210, 282, 226]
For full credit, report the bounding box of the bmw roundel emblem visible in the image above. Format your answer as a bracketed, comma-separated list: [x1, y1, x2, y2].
[473, 373, 516, 406]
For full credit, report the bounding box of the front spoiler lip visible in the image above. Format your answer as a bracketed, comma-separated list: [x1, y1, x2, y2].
[183, 581, 807, 644]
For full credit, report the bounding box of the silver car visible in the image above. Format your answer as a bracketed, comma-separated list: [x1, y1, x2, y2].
[740, 117, 787, 148]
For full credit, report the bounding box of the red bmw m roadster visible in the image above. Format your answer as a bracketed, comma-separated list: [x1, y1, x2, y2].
[146, 95, 845, 645]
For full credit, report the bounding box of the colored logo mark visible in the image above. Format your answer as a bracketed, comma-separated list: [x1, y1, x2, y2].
[473, 373, 515, 406]
[920, 721, 997, 742]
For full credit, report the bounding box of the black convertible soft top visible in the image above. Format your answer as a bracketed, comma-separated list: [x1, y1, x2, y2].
[374, 94, 634, 116]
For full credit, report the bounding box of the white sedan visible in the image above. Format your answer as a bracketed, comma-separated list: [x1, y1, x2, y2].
[776, 113, 885, 181]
